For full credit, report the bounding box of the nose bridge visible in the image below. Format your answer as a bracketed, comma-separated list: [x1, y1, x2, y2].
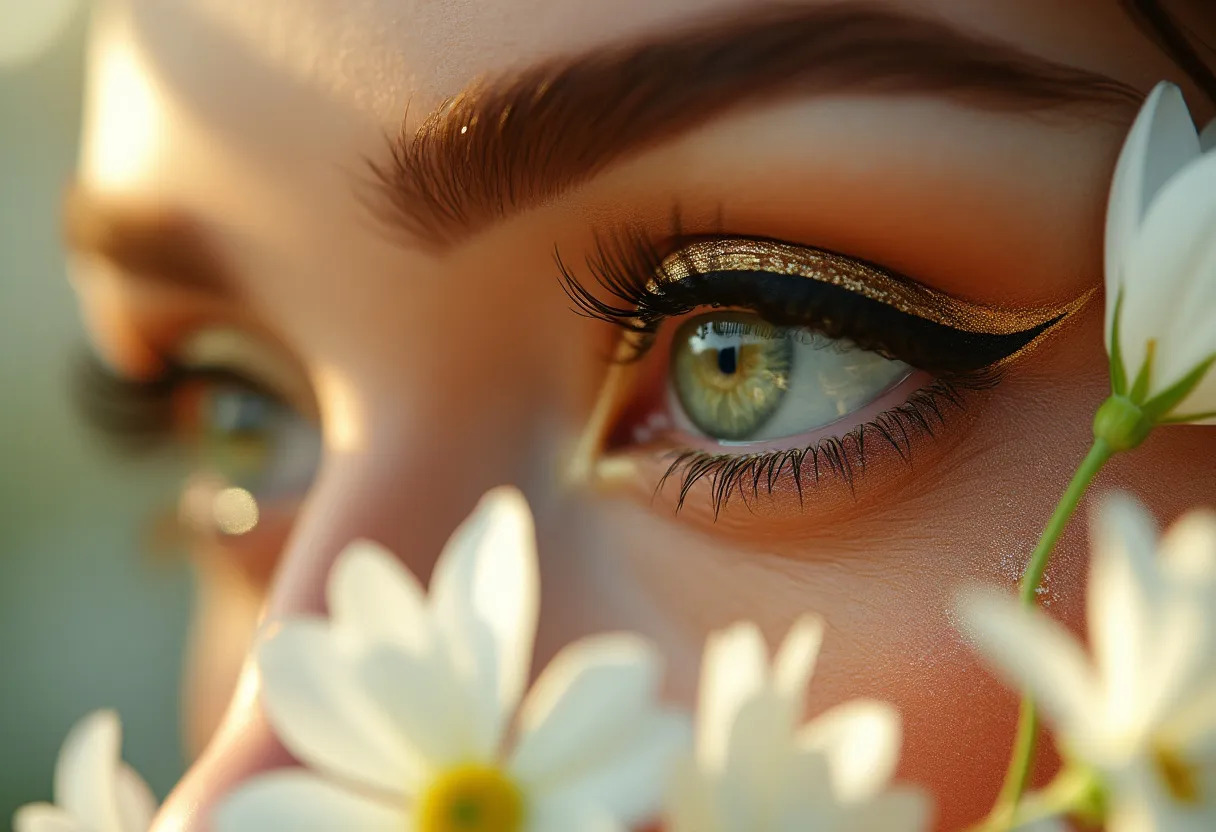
[152, 355, 573, 830]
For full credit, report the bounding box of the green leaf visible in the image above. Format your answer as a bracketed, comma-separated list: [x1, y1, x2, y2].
[1143, 353, 1216, 423]
[1129, 339, 1156, 403]
[1108, 289, 1128, 396]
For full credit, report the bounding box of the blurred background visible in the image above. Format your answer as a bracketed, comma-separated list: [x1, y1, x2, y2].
[0, 1, 191, 813]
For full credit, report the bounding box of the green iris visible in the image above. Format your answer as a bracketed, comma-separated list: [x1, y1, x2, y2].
[197, 387, 277, 486]
[672, 313, 793, 440]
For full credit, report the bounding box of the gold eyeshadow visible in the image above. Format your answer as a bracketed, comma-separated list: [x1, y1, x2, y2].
[658, 238, 1092, 336]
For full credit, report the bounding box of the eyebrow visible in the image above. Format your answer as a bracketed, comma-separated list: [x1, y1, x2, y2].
[63, 188, 237, 298]
[370, 4, 1142, 249]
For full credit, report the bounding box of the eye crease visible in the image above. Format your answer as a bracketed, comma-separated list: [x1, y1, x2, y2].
[561, 231, 1093, 514]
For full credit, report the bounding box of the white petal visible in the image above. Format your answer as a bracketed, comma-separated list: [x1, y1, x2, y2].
[430, 487, 540, 753]
[1089, 495, 1161, 727]
[1159, 508, 1216, 587]
[1120, 148, 1216, 413]
[844, 786, 932, 832]
[1200, 118, 1216, 153]
[664, 758, 722, 832]
[797, 700, 902, 803]
[1164, 677, 1216, 756]
[1012, 820, 1069, 832]
[1104, 82, 1199, 346]
[530, 711, 691, 826]
[114, 764, 158, 832]
[12, 804, 88, 832]
[719, 691, 802, 823]
[358, 641, 479, 771]
[511, 634, 666, 784]
[257, 620, 415, 795]
[772, 615, 824, 700]
[212, 769, 404, 832]
[327, 540, 431, 652]
[1107, 795, 1158, 832]
[956, 589, 1098, 740]
[772, 749, 838, 831]
[526, 804, 631, 832]
[54, 710, 124, 832]
[696, 621, 768, 770]
[1107, 763, 1216, 832]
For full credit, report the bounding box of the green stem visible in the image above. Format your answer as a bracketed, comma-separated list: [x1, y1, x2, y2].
[990, 697, 1040, 827]
[1010, 767, 1104, 827]
[1018, 439, 1113, 605]
[987, 438, 1114, 829]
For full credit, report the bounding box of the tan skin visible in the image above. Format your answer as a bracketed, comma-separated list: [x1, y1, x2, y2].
[69, 0, 1215, 829]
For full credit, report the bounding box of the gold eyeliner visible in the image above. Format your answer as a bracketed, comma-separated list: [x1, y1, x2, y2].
[658, 238, 1092, 337]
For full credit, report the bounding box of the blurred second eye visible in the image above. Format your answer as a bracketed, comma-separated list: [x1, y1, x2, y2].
[179, 383, 320, 500]
[670, 312, 912, 443]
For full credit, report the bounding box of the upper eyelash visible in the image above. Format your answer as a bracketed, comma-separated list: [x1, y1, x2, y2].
[557, 228, 1061, 371]
[73, 352, 282, 452]
[74, 353, 179, 450]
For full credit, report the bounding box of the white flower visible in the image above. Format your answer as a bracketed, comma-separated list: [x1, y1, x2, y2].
[1104, 81, 1216, 427]
[664, 616, 930, 832]
[215, 487, 690, 832]
[13, 710, 157, 832]
[959, 495, 1216, 832]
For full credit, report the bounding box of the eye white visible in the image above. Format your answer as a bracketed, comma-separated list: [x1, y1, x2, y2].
[669, 326, 912, 443]
[743, 331, 910, 441]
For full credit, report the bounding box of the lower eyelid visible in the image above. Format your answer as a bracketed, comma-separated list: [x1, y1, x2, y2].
[661, 371, 932, 453]
[599, 369, 997, 519]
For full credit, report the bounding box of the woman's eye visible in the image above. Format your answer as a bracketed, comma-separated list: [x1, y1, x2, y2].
[181, 382, 320, 500]
[561, 233, 1086, 511]
[76, 336, 322, 524]
[671, 312, 912, 442]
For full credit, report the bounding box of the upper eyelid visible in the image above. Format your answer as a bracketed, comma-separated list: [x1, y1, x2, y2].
[656, 238, 1090, 335]
[559, 231, 1092, 371]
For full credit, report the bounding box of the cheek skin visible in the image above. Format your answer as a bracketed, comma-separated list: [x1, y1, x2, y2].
[602, 307, 1216, 829]
[182, 551, 264, 760]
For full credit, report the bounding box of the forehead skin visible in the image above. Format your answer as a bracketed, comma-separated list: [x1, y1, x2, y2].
[86, 0, 1201, 183]
[102, 0, 1197, 131]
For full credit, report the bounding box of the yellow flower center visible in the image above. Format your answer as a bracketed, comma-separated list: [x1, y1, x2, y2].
[416, 763, 525, 832]
[1153, 742, 1201, 805]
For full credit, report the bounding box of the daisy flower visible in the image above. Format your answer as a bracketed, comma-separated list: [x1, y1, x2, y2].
[960, 495, 1216, 832]
[215, 486, 689, 832]
[1101, 81, 1216, 443]
[664, 616, 930, 832]
[13, 710, 157, 832]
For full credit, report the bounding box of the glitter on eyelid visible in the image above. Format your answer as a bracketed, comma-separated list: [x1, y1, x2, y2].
[659, 238, 1092, 336]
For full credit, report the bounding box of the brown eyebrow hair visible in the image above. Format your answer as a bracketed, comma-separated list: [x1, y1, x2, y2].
[63, 188, 238, 298]
[369, 3, 1142, 249]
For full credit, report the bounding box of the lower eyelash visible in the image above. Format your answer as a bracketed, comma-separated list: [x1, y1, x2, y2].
[654, 372, 999, 517]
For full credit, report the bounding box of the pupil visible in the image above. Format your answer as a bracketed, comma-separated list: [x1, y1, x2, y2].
[717, 346, 738, 375]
